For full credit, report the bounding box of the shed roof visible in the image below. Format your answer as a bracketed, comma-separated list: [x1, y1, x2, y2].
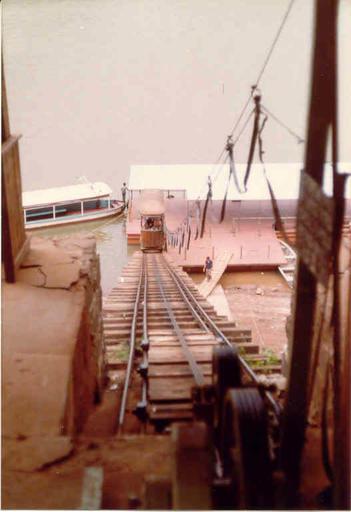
[22, 182, 112, 208]
[139, 189, 165, 215]
[129, 163, 351, 200]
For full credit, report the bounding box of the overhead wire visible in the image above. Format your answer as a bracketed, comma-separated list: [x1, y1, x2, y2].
[255, 0, 296, 86]
[168, 0, 298, 243]
[195, 0, 297, 205]
[229, 0, 297, 139]
[261, 104, 304, 144]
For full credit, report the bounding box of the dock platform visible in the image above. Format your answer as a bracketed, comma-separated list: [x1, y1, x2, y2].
[127, 197, 289, 270]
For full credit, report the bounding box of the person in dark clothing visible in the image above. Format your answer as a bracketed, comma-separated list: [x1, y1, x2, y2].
[203, 256, 213, 280]
[121, 182, 128, 205]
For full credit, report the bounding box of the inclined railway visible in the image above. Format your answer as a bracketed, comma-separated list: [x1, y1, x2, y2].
[104, 252, 281, 431]
[103, 251, 282, 507]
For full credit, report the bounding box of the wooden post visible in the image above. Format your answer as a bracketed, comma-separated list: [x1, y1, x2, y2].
[1, 60, 29, 282]
[280, 0, 344, 507]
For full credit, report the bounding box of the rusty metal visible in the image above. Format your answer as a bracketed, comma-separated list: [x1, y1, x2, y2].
[161, 255, 281, 419]
[118, 255, 145, 432]
[221, 388, 273, 509]
[212, 345, 242, 442]
[153, 256, 205, 387]
[135, 256, 149, 422]
[161, 258, 210, 333]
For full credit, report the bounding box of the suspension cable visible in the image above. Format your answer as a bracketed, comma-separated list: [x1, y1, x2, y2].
[261, 104, 304, 144]
[229, 0, 297, 138]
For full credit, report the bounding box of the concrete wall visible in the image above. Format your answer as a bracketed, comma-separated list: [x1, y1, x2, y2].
[3, 233, 105, 440]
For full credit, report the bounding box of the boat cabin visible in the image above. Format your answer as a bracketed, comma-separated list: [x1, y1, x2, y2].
[22, 182, 123, 229]
[139, 190, 165, 252]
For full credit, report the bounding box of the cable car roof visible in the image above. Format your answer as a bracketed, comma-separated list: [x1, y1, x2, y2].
[139, 189, 165, 215]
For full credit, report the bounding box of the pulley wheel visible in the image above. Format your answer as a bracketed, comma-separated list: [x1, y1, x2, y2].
[212, 345, 241, 438]
[221, 387, 273, 509]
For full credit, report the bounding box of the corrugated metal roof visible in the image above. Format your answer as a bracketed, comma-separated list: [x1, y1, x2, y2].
[22, 182, 112, 208]
[129, 163, 351, 200]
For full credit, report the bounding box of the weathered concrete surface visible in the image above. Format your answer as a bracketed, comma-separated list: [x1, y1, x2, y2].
[2, 233, 105, 508]
[3, 437, 74, 472]
[2, 436, 172, 510]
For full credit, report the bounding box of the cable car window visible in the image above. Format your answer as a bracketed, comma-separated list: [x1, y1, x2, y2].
[142, 216, 163, 231]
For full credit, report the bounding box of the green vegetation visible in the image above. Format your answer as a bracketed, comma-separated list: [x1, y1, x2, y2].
[114, 343, 129, 361]
[244, 348, 281, 369]
[262, 348, 281, 365]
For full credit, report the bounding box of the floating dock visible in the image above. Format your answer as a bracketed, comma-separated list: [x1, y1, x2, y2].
[127, 197, 293, 270]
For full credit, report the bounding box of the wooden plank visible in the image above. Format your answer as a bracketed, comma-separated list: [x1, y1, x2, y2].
[197, 251, 233, 298]
[149, 375, 211, 401]
[148, 363, 212, 378]
[149, 379, 194, 401]
[149, 350, 213, 365]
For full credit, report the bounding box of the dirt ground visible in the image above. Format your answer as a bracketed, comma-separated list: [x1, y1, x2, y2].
[213, 270, 291, 355]
[2, 435, 172, 510]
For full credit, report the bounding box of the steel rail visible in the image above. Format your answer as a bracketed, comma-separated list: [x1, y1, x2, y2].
[142, 256, 148, 346]
[158, 257, 210, 333]
[137, 256, 149, 418]
[153, 255, 205, 387]
[161, 255, 282, 418]
[117, 254, 145, 432]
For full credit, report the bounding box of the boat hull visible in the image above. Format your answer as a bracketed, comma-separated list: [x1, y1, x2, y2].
[24, 205, 125, 231]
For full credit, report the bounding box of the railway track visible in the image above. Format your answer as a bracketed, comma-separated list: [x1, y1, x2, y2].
[103, 251, 281, 433]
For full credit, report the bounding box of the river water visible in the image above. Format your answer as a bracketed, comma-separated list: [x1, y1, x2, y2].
[4, 0, 349, 293]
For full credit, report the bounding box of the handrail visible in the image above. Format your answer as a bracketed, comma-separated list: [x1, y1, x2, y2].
[117, 254, 144, 432]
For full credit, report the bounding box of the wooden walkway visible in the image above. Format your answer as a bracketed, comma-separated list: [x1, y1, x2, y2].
[197, 251, 233, 298]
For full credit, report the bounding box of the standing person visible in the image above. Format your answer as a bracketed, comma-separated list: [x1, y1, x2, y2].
[121, 182, 128, 206]
[195, 197, 201, 239]
[203, 256, 213, 281]
[207, 176, 213, 201]
[195, 196, 201, 218]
